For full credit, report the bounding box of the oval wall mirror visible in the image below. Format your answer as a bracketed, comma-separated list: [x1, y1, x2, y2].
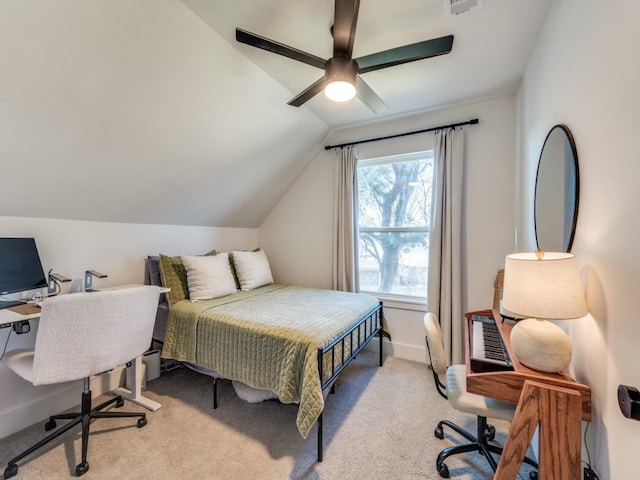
[534, 124, 580, 252]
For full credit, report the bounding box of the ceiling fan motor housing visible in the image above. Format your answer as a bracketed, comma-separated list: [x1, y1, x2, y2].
[324, 57, 358, 85]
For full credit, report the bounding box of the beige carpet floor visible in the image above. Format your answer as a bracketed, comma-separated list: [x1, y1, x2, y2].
[0, 352, 536, 479]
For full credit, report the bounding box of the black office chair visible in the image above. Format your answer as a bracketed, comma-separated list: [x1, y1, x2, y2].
[424, 312, 537, 478]
[2, 286, 162, 478]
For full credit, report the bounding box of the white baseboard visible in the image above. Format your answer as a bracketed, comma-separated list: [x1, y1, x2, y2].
[364, 337, 428, 364]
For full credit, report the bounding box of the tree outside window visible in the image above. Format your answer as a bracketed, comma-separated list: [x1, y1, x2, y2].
[357, 151, 433, 298]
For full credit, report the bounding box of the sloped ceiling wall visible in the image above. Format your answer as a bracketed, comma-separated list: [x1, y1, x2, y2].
[0, 0, 329, 228]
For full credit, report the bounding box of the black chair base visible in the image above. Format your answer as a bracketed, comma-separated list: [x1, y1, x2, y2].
[434, 415, 538, 479]
[4, 384, 146, 479]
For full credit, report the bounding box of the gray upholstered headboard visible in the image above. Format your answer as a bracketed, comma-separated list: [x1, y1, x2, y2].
[144, 256, 170, 344]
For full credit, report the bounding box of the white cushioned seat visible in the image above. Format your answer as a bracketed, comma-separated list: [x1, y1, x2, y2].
[446, 364, 515, 421]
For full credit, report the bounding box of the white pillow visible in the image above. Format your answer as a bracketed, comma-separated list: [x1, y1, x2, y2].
[181, 253, 237, 301]
[232, 250, 274, 291]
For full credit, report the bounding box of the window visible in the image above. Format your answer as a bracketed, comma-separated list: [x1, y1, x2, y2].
[357, 151, 433, 299]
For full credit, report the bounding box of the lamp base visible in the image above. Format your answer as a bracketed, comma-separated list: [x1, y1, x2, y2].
[509, 318, 572, 373]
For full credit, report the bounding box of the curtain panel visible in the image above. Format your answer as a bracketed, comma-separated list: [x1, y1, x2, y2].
[427, 128, 465, 364]
[332, 146, 359, 293]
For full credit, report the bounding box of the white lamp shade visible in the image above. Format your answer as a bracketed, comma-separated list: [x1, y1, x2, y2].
[503, 252, 587, 320]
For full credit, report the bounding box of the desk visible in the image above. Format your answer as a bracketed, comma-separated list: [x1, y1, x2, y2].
[0, 304, 41, 325]
[0, 285, 165, 412]
[465, 309, 591, 479]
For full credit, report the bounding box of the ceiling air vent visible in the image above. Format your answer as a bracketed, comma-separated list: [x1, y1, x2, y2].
[446, 0, 483, 16]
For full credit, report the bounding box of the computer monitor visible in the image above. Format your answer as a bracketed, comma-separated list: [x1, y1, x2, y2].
[0, 237, 47, 308]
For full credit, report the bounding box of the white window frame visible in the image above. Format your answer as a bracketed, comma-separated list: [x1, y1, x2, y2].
[356, 150, 434, 305]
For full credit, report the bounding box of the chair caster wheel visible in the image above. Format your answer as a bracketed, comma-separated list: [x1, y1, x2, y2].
[45, 419, 57, 431]
[4, 463, 18, 479]
[115, 397, 124, 408]
[483, 424, 496, 441]
[76, 461, 89, 476]
[437, 463, 450, 478]
[529, 471, 538, 480]
[434, 425, 444, 439]
[137, 416, 147, 428]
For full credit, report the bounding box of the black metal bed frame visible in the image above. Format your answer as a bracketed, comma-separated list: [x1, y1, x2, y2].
[211, 302, 384, 463]
[316, 302, 384, 462]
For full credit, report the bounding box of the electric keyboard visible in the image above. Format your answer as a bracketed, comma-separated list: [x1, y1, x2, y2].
[470, 314, 513, 372]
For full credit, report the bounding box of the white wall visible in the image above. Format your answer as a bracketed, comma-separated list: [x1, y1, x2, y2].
[0, 216, 257, 438]
[260, 95, 518, 362]
[517, 1, 640, 477]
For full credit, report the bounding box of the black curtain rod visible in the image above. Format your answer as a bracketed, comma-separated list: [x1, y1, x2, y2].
[324, 118, 479, 150]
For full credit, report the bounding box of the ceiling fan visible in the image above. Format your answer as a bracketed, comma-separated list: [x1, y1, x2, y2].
[235, 0, 454, 114]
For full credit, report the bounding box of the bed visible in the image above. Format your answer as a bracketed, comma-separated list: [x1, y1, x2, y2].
[144, 254, 384, 461]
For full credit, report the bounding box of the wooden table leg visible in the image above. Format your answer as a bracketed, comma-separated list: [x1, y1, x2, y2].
[494, 380, 582, 480]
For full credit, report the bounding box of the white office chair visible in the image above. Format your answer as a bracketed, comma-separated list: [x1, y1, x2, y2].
[2, 285, 162, 479]
[423, 312, 537, 478]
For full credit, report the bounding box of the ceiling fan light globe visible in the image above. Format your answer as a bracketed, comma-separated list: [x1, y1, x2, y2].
[324, 80, 356, 102]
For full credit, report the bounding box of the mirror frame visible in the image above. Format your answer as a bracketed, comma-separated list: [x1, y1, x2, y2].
[534, 124, 580, 252]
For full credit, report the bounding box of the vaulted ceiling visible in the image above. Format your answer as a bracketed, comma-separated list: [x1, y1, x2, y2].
[183, 0, 552, 127]
[0, 0, 552, 228]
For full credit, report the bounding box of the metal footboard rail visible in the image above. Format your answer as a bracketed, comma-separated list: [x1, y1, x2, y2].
[316, 302, 384, 462]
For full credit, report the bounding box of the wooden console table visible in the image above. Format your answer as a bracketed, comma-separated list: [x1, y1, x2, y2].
[465, 309, 591, 479]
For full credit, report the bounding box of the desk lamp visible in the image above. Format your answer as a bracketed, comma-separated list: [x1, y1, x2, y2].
[47, 270, 71, 296]
[84, 270, 107, 292]
[502, 250, 587, 373]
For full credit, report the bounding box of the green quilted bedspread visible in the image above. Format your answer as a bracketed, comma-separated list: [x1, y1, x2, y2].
[161, 283, 380, 438]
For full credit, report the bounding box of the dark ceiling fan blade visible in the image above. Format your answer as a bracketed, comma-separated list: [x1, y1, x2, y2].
[356, 35, 454, 74]
[355, 76, 388, 114]
[236, 28, 326, 70]
[287, 77, 327, 107]
[333, 0, 360, 58]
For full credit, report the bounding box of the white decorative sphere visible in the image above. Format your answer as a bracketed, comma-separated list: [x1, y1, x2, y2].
[510, 318, 572, 373]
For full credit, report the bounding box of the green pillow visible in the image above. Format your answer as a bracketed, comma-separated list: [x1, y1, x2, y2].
[158, 250, 217, 307]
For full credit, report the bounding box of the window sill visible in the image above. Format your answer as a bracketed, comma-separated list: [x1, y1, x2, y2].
[372, 295, 427, 312]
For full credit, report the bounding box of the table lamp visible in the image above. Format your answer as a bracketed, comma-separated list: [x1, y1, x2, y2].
[502, 250, 587, 373]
